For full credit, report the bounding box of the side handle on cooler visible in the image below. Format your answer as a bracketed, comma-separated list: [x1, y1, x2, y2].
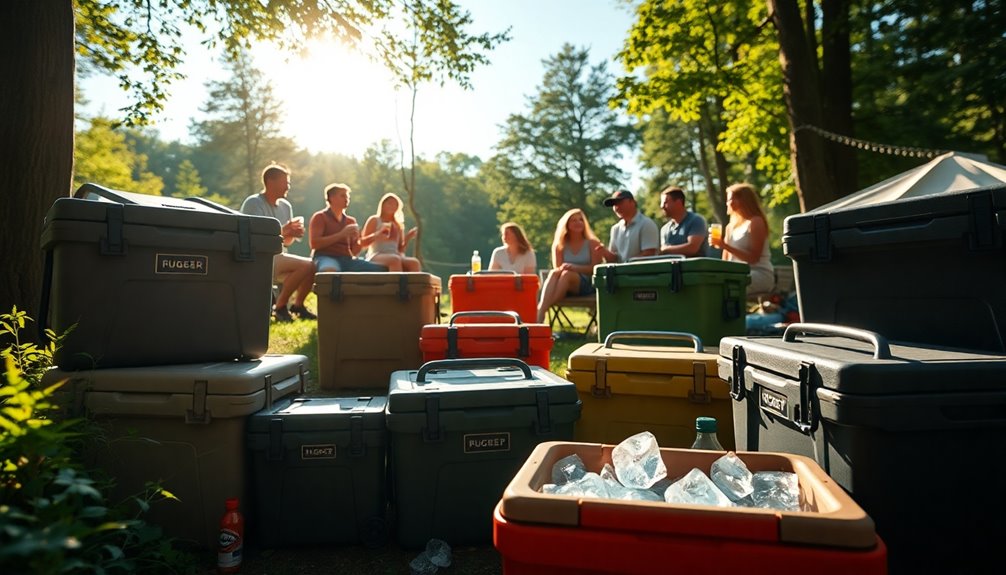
[603, 330, 704, 352]
[416, 358, 533, 382]
[783, 323, 892, 359]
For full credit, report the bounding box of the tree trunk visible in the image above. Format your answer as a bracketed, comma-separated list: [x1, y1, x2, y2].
[769, 0, 837, 212]
[821, 0, 857, 198]
[0, 1, 75, 324]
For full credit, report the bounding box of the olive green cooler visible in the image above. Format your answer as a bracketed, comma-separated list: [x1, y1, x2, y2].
[385, 359, 581, 548]
[594, 257, 749, 347]
[247, 396, 388, 548]
[314, 272, 441, 390]
[44, 354, 308, 549]
[566, 331, 734, 449]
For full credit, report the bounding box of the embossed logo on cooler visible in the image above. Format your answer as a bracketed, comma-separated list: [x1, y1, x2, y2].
[301, 444, 336, 460]
[464, 432, 511, 453]
[759, 387, 787, 418]
[632, 290, 658, 301]
[155, 253, 208, 275]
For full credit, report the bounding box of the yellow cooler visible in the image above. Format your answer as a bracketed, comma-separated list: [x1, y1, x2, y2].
[566, 331, 734, 449]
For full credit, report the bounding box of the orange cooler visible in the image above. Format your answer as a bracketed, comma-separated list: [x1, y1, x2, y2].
[449, 272, 539, 323]
[494, 441, 887, 575]
[421, 312, 553, 369]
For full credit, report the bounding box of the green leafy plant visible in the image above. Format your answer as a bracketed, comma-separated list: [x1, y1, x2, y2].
[0, 307, 197, 574]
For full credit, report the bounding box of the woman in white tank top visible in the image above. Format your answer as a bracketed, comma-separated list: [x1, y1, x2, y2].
[360, 193, 420, 272]
[710, 183, 774, 294]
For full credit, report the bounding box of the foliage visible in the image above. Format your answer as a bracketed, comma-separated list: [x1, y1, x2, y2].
[0, 308, 196, 574]
[73, 116, 165, 195]
[485, 44, 639, 251]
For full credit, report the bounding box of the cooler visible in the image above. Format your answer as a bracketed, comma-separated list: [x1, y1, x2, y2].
[718, 323, 1006, 575]
[420, 311, 552, 369]
[566, 331, 734, 449]
[494, 441, 886, 575]
[783, 184, 1006, 351]
[314, 272, 441, 390]
[448, 271, 539, 323]
[386, 358, 580, 548]
[593, 257, 749, 347]
[246, 395, 388, 548]
[44, 354, 308, 549]
[39, 183, 281, 370]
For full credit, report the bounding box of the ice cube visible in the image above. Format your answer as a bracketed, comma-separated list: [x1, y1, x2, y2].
[409, 551, 438, 575]
[425, 538, 451, 567]
[542, 472, 609, 498]
[749, 471, 801, 511]
[710, 452, 754, 501]
[612, 431, 667, 489]
[551, 453, 588, 485]
[600, 462, 618, 483]
[664, 467, 734, 508]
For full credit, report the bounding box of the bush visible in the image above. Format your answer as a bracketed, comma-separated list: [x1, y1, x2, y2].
[0, 308, 197, 574]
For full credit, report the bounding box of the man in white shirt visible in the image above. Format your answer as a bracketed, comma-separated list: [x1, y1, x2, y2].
[240, 164, 316, 322]
[595, 189, 660, 263]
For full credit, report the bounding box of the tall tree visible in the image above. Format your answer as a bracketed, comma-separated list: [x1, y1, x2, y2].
[486, 44, 638, 250]
[73, 116, 165, 195]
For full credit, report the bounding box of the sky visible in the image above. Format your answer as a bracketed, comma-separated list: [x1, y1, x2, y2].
[79, 0, 642, 186]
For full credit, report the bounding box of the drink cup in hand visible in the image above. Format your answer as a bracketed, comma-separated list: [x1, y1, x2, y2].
[709, 223, 723, 245]
[382, 222, 392, 237]
[290, 216, 305, 241]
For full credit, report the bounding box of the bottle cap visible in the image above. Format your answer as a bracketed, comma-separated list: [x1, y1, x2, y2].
[695, 417, 718, 433]
[225, 498, 240, 510]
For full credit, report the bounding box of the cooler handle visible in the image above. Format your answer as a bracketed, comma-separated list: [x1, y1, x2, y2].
[783, 323, 892, 360]
[448, 310, 521, 326]
[627, 254, 685, 262]
[603, 330, 703, 352]
[416, 358, 533, 382]
[466, 270, 525, 291]
[471, 270, 518, 275]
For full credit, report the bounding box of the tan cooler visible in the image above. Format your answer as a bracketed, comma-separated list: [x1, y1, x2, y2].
[314, 272, 441, 390]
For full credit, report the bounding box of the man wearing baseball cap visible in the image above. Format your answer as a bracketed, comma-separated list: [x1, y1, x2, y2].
[595, 189, 660, 263]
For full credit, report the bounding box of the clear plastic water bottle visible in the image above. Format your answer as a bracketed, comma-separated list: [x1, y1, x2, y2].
[471, 250, 482, 274]
[691, 416, 724, 450]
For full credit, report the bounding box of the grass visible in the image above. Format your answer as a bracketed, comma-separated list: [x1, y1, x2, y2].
[233, 293, 597, 574]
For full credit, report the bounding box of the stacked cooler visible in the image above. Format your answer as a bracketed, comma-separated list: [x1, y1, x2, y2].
[717, 185, 1006, 575]
[39, 183, 309, 549]
[448, 270, 540, 324]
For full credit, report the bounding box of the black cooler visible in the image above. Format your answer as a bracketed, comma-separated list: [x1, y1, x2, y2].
[718, 323, 1006, 575]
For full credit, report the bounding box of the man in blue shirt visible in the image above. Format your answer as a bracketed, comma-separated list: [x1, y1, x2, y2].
[658, 186, 709, 257]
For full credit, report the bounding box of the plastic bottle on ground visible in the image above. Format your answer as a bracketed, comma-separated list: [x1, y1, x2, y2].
[217, 498, 244, 574]
[691, 416, 725, 450]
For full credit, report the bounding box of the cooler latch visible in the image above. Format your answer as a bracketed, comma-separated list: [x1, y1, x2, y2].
[729, 345, 746, 401]
[534, 391, 552, 434]
[592, 358, 610, 398]
[398, 275, 411, 301]
[812, 214, 832, 262]
[329, 275, 342, 301]
[668, 261, 682, 293]
[517, 326, 530, 358]
[968, 190, 997, 249]
[795, 361, 817, 432]
[722, 280, 743, 320]
[515, 275, 524, 291]
[264, 374, 274, 409]
[688, 361, 710, 404]
[446, 327, 460, 359]
[234, 216, 254, 262]
[100, 203, 125, 256]
[604, 266, 617, 294]
[268, 418, 284, 461]
[185, 380, 209, 424]
[349, 415, 364, 456]
[423, 397, 441, 442]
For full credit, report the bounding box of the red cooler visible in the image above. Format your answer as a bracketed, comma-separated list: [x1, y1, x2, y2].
[420, 311, 552, 369]
[449, 271, 539, 323]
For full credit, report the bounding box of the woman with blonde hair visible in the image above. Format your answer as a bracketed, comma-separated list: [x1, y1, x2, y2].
[709, 183, 774, 293]
[488, 222, 537, 274]
[360, 193, 420, 272]
[536, 209, 603, 323]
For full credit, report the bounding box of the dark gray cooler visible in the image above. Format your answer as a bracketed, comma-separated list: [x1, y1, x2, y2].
[718, 323, 1006, 575]
[40, 184, 282, 370]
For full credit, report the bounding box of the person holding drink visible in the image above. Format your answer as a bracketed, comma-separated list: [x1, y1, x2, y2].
[240, 163, 317, 322]
[657, 185, 709, 257]
[309, 183, 387, 273]
[709, 182, 774, 294]
[361, 193, 420, 272]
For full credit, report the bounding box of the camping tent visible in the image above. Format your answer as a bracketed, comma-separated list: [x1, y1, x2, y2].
[811, 151, 1006, 212]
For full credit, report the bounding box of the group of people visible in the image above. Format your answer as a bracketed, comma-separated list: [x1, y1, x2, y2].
[240, 163, 420, 322]
[241, 162, 774, 324]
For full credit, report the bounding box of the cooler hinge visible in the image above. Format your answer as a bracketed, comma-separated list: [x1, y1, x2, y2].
[268, 417, 284, 461]
[968, 190, 997, 249]
[235, 216, 254, 262]
[812, 214, 832, 262]
[329, 275, 342, 301]
[534, 390, 552, 435]
[517, 326, 529, 358]
[688, 361, 711, 404]
[398, 274, 410, 301]
[592, 358, 610, 398]
[446, 327, 459, 358]
[729, 345, 746, 401]
[423, 397, 441, 442]
[796, 361, 817, 432]
[668, 261, 682, 293]
[185, 380, 209, 424]
[100, 203, 125, 256]
[349, 414, 365, 456]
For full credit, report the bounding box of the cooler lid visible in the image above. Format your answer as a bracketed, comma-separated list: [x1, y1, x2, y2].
[719, 324, 1006, 395]
[448, 272, 540, 292]
[421, 311, 552, 341]
[387, 358, 578, 413]
[247, 395, 387, 433]
[568, 331, 716, 376]
[783, 184, 1006, 258]
[313, 271, 442, 298]
[44, 184, 281, 237]
[593, 257, 749, 287]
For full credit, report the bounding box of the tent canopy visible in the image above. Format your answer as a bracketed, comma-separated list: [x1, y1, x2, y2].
[811, 152, 1006, 212]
